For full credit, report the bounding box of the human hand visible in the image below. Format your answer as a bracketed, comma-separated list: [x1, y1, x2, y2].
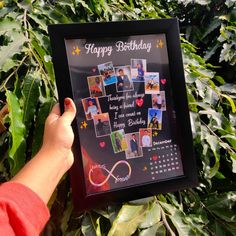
[11, 98, 76, 204]
[40, 98, 76, 171]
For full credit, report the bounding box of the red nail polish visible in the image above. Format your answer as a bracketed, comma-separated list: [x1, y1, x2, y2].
[64, 98, 70, 107]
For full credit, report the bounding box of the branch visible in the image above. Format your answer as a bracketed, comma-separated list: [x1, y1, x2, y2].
[160, 205, 176, 236]
[0, 55, 28, 91]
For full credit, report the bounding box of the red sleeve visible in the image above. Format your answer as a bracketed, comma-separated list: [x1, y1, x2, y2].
[0, 182, 50, 236]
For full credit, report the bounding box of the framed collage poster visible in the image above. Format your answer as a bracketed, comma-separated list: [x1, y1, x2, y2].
[48, 19, 198, 212]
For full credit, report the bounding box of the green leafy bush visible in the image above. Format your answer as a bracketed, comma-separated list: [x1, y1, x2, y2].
[0, 1, 235, 235]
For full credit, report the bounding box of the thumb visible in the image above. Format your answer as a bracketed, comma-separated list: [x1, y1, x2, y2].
[46, 103, 61, 124]
[60, 98, 76, 125]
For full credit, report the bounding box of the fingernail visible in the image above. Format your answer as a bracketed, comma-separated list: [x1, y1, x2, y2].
[64, 98, 70, 109]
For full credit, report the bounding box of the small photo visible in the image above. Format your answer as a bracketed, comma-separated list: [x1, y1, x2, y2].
[98, 61, 117, 86]
[144, 72, 160, 94]
[115, 66, 134, 92]
[152, 91, 166, 110]
[148, 108, 162, 130]
[131, 59, 147, 82]
[87, 75, 106, 97]
[82, 97, 101, 120]
[93, 113, 112, 137]
[125, 132, 143, 159]
[110, 129, 128, 153]
[139, 128, 152, 147]
[160, 91, 166, 111]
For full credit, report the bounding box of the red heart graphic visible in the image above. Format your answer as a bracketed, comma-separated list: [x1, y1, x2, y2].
[92, 68, 96, 72]
[99, 141, 106, 148]
[152, 155, 158, 161]
[161, 79, 166, 85]
[136, 98, 144, 107]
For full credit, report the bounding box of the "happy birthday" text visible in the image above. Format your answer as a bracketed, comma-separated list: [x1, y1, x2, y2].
[84, 40, 152, 57]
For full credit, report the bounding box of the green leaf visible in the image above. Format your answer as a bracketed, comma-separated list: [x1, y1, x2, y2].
[6, 90, 26, 175]
[60, 199, 74, 234]
[139, 202, 161, 229]
[74, 0, 93, 13]
[204, 41, 221, 61]
[204, 192, 236, 223]
[221, 134, 236, 149]
[208, 221, 226, 236]
[214, 75, 225, 85]
[81, 212, 100, 236]
[225, 0, 236, 7]
[201, 18, 221, 40]
[28, 13, 48, 32]
[221, 94, 236, 113]
[159, 202, 208, 236]
[0, 31, 26, 71]
[34, 5, 72, 24]
[199, 108, 225, 128]
[17, 0, 32, 10]
[129, 196, 155, 205]
[31, 39, 55, 82]
[203, 87, 219, 106]
[230, 154, 236, 173]
[31, 99, 54, 156]
[108, 204, 148, 236]
[139, 222, 166, 236]
[220, 83, 236, 94]
[22, 73, 40, 135]
[95, 217, 102, 236]
[205, 134, 220, 178]
[55, 0, 76, 14]
[1, 58, 18, 72]
[179, 0, 211, 6]
[0, 18, 21, 34]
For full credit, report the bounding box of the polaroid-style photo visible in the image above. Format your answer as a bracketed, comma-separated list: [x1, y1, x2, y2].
[131, 59, 147, 82]
[82, 97, 102, 120]
[147, 108, 162, 130]
[152, 91, 166, 110]
[93, 113, 112, 137]
[125, 132, 143, 159]
[160, 91, 166, 111]
[144, 72, 160, 94]
[115, 66, 134, 92]
[87, 75, 106, 97]
[110, 129, 128, 153]
[98, 61, 117, 86]
[139, 128, 152, 147]
[152, 94, 162, 109]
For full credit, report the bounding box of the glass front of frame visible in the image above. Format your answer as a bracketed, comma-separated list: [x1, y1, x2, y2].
[65, 34, 184, 196]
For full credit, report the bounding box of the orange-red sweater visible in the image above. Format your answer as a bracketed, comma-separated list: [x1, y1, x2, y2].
[0, 182, 49, 236]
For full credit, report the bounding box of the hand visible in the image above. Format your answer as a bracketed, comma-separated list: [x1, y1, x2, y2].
[11, 98, 76, 204]
[41, 98, 76, 171]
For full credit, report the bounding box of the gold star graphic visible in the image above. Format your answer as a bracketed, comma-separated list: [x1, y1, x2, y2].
[80, 121, 88, 129]
[159, 39, 164, 48]
[72, 46, 81, 55]
[156, 40, 164, 49]
[153, 131, 158, 137]
[75, 46, 81, 55]
[143, 166, 147, 171]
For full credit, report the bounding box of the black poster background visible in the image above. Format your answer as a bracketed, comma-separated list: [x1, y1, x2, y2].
[65, 34, 184, 195]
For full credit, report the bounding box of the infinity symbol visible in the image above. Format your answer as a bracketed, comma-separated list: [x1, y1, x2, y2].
[88, 160, 132, 187]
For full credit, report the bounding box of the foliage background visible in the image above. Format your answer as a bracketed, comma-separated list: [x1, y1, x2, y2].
[0, 0, 236, 235]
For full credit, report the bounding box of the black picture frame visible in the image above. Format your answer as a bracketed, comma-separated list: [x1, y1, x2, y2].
[48, 18, 198, 212]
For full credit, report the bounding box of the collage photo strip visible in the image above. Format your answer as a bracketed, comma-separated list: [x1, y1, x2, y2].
[82, 59, 167, 160]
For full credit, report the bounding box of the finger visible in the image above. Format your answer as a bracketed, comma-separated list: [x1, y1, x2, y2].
[46, 103, 61, 123]
[66, 150, 74, 169]
[60, 98, 76, 125]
